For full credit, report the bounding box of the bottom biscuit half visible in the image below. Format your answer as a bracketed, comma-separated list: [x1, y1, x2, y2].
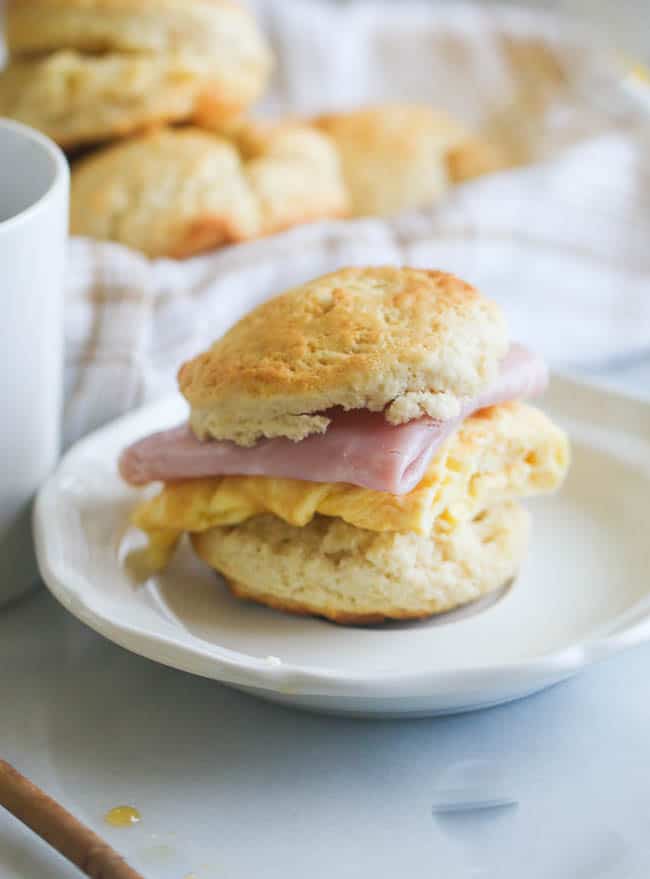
[191, 502, 530, 625]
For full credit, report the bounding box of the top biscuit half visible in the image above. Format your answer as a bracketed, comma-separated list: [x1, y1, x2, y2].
[179, 267, 509, 446]
[1, 0, 273, 148]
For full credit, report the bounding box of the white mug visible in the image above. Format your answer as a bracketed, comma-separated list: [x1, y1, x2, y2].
[0, 119, 69, 606]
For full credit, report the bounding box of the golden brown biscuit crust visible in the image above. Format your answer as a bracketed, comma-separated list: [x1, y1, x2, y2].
[179, 267, 508, 445]
[7, 0, 246, 55]
[223, 578, 421, 625]
[70, 128, 260, 257]
[192, 502, 530, 624]
[316, 104, 511, 214]
[228, 119, 350, 236]
[315, 105, 465, 217]
[447, 137, 512, 183]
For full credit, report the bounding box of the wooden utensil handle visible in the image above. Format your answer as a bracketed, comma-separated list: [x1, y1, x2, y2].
[0, 760, 145, 879]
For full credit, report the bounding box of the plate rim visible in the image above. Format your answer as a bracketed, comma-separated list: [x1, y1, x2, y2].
[34, 372, 650, 699]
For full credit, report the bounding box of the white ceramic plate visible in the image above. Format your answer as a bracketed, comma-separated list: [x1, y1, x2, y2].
[34, 376, 650, 717]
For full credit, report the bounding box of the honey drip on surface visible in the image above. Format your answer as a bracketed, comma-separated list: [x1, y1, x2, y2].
[104, 805, 141, 827]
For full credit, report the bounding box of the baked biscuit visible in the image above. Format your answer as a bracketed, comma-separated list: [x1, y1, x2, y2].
[316, 105, 510, 215]
[7, 0, 265, 56]
[70, 124, 348, 258]
[179, 267, 508, 445]
[191, 502, 530, 624]
[70, 128, 260, 258]
[1, 0, 272, 148]
[315, 105, 464, 216]
[227, 119, 349, 235]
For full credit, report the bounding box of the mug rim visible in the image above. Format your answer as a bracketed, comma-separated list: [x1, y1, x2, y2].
[0, 118, 69, 234]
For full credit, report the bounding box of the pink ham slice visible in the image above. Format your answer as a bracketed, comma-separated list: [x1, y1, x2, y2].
[120, 344, 548, 495]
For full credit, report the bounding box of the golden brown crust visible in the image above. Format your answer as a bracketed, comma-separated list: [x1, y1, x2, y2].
[179, 267, 508, 445]
[231, 119, 350, 237]
[191, 502, 530, 624]
[261, 206, 348, 236]
[169, 215, 247, 260]
[316, 104, 512, 213]
[223, 577, 433, 625]
[70, 128, 260, 257]
[447, 136, 513, 183]
[7, 0, 262, 56]
[0, 54, 267, 149]
[315, 104, 466, 217]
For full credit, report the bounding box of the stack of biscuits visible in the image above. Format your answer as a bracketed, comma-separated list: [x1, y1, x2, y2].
[0, 0, 273, 146]
[0, 1, 509, 259]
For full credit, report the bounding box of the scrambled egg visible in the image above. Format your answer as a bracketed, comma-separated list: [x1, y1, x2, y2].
[130, 402, 568, 571]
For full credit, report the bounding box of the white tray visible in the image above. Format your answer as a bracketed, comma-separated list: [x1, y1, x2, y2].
[34, 375, 650, 717]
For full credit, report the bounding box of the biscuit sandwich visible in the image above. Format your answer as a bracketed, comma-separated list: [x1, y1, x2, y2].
[0, 0, 273, 149]
[120, 267, 569, 624]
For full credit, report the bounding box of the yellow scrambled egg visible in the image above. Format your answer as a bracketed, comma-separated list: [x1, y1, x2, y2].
[130, 403, 568, 571]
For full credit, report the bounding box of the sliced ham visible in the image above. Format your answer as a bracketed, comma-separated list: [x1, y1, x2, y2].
[120, 344, 548, 495]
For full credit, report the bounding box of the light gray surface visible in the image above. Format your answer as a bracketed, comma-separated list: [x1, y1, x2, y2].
[1, 2, 648, 874]
[2, 586, 650, 879]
